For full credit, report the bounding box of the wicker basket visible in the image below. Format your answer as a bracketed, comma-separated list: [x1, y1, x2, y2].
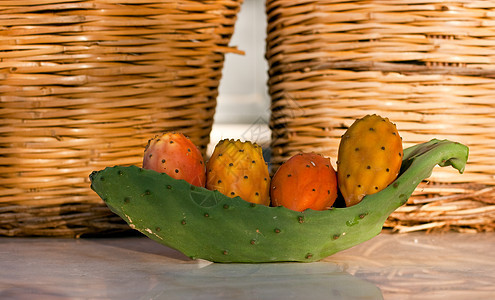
[266, 0, 495, 232]
[0, 0, 243, 237]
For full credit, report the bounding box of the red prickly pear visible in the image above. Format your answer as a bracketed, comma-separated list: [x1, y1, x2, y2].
[206, 139, 270, 206]
[143, 132, 206, 187]
[270, 152, 338, 212]
[337, 114, 403, 207]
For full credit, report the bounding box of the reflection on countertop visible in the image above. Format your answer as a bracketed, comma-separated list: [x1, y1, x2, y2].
[1, 232, 494, 299]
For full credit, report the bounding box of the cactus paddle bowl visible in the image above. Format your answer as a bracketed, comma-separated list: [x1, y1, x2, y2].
[90, 139, 468, 263]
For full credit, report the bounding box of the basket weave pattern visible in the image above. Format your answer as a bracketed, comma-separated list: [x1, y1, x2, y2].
[0, 0, 243, 237]
[266, 0, 495, 232]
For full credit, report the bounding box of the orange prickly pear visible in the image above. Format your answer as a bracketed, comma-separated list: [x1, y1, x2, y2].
[337, 114, 403, 207]
[270, 152, 338, 212]
[206, 139, 270, 206]
[143, 132, 206, 187]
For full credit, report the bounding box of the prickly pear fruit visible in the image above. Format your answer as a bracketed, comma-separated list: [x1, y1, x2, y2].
[206, 139, 270, 206]
[143, 132, 206, 187]
[338, 115, 403, 207]
[271, 153, 338, 212]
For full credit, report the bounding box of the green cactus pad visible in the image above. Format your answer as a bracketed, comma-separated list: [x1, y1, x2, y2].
[90, 139, 468, 263]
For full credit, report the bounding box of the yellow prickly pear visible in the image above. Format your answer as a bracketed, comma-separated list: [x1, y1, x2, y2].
[206, 139, 270, 206]
[337, 114, 403, 207]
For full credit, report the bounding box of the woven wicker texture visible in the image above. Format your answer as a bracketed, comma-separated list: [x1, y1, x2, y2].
[266, 0, 495, 232]
[0, 0, 243, 237]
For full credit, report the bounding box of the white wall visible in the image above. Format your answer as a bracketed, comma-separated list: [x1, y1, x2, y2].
[209, 0, 271, 154]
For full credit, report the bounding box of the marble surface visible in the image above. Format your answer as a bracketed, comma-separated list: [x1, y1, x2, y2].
[1, 232, 494, 300]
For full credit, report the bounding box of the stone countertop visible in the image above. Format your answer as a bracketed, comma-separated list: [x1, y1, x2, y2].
[1, 232, 494, 299]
